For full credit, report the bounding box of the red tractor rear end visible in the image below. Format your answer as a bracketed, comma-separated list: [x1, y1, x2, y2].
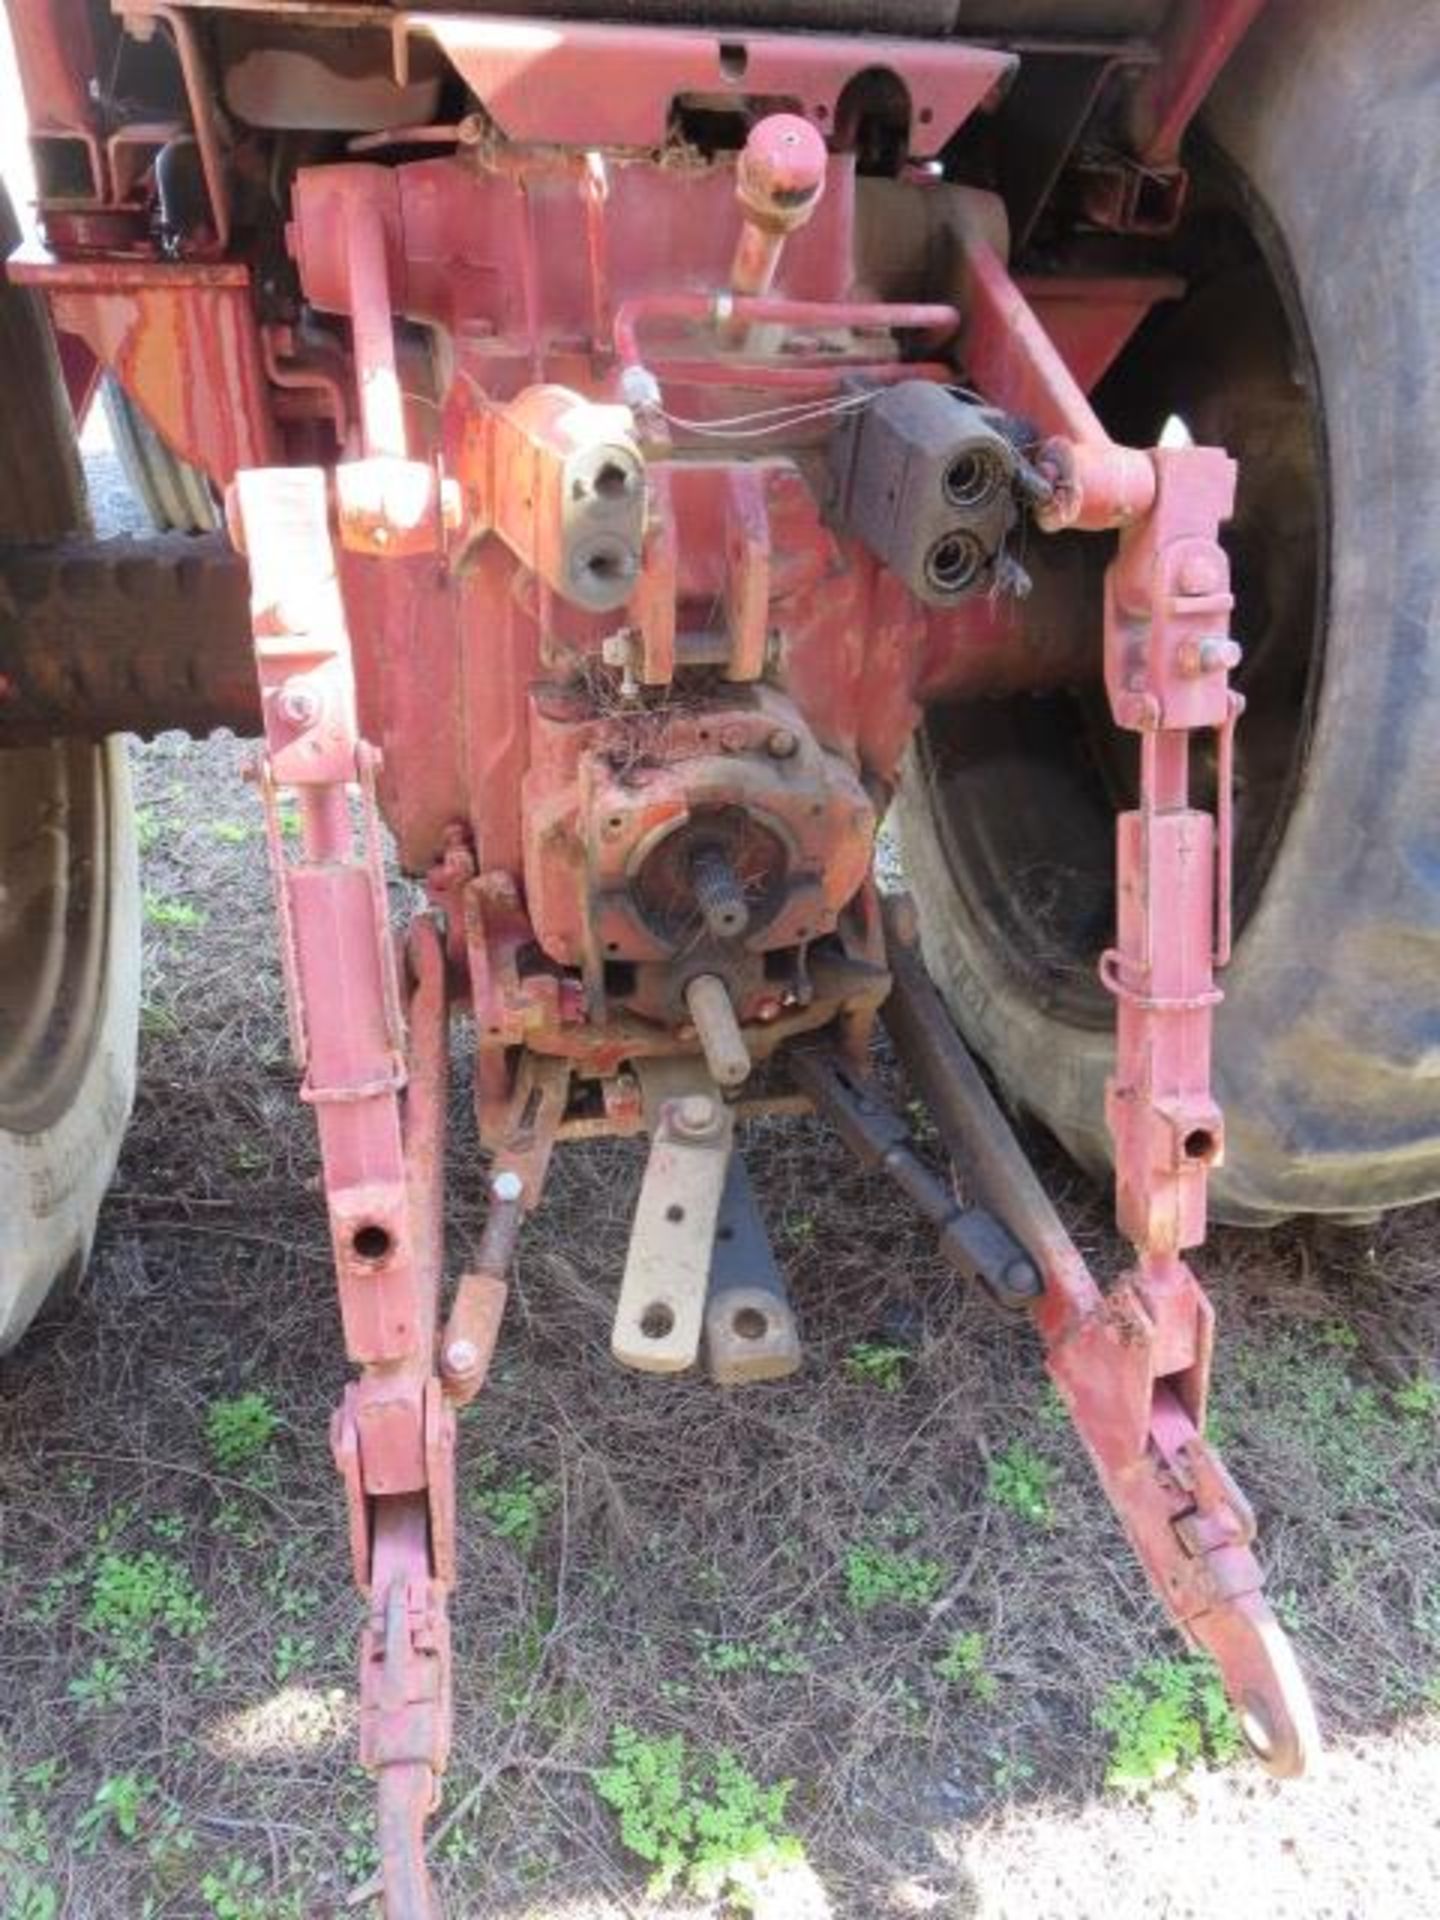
[3, 3, 1436, 1910]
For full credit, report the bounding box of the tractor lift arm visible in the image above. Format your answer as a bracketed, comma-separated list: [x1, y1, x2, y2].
[880, 900, 1319, 1776]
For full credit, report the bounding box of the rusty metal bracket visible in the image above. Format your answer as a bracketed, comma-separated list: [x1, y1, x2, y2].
[614, 1068, 736, 1374]
[702, 1156, 802, 1386]
[1075, 0, 1269, 234]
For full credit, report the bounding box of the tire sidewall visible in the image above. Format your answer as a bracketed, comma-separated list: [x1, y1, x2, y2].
[898, 0, 1440, 1221]
[0, 740, 140, 1350]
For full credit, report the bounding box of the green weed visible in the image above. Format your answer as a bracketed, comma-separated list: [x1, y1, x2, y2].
[1272, 1586, 1304, 1633]
[1394, 1373, 1440, 1420]
[491, 1615, 549, 1722]
[1034, 1382, 1071, 1430]
[473, 1470, 556, 1555]
[192, 1644, 229, 1692]
[0, 1763, 52, 1874]
[18, 1762, 61, 1801]
[67, 1656, 131, 1711]
[205, 1392, 281, 1473]
[134, 807, 169, 854]
[95, 1502, 137, 1547]
[935, 1629, 998, 1704]
[888, 1674, 927, 1731]
[436, 1817, 481, 1869]
[843, 1543, 944, 1613]
[207, 820, 252, 845]
[146, 1807, 197, 1886]
[842, 1341, 910, 1393]
[1215, 1331, 1425, 1510]
[695, 1621, 811, 1679]
[782, 1210, 816, 1246]
[273, 1634, 317, 1683]
[593, 1724, 802, 1907]
[199, 1855, 267, 1919]
[24, 1563, 87, 1629]
[986, 1441, 1056, 1525]
[988, 1749, 1035, 1796]
[7, 1882, 58, 1920]
[74, 1773, 155, 1853]
[1095, 1656, 1240, 1792]
[212, 1496, 265, 1548]
[341, 1810, 380, 1887]
[86, 1549, 209, 1661]
[1415, 1583, 1440, 1648]
[140, 1000, 181, 1039]
[143, 895, 206, 930]
[261, 1547, 320, 1624]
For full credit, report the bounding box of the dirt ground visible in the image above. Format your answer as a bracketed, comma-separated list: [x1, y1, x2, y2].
[0, 426, 1437, 1919]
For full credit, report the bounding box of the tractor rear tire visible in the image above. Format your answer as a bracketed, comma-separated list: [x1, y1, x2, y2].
[0, 187, 141, 1351]
[101, 377, 218, 534]
[896, 0, 1440, 1222]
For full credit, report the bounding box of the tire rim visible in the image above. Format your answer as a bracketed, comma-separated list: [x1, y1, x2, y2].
[916, 159, 1328, 1029]
[0, 742, 112, 1133]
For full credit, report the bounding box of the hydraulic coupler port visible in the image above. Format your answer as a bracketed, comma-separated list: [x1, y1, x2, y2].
[827, 381, 1024, 604]
[487, 385, 647, 612]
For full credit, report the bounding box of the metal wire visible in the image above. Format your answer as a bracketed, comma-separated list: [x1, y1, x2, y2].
[659, 389, 882, 439]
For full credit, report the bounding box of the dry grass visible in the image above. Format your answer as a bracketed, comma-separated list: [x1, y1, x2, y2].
[0, 452, 1438, 1920]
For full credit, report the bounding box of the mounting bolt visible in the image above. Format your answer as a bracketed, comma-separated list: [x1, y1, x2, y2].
[1178, 636, 1243, 677]
[444, 1337, 480, 1377]
[1201, 637, 1242, 672]
[491, 1170, 524, 1204]
[673, 1092, 720, 1137]
[766, 726, 799, 759]
[277, 679, 320, 727]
